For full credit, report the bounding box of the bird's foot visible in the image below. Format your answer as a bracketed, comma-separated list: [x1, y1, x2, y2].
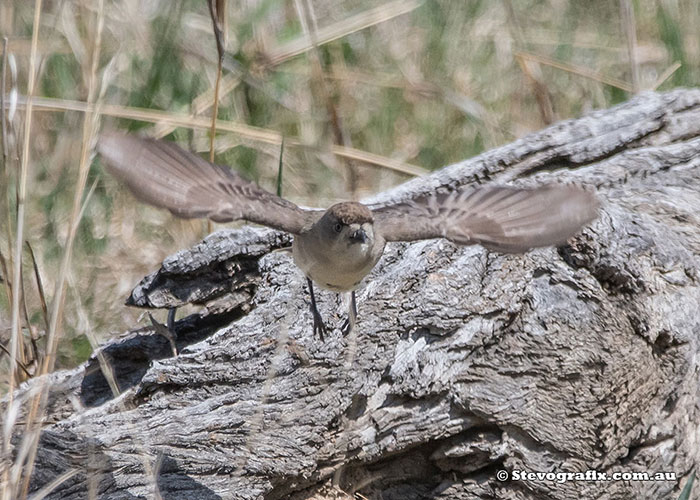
[148, 311, 178, 356]
[312, 310, 327, 341]
[340, 317, 351, 336]
[340, 311, 356, 336]
[340, 291, 357, 336]
[307, 278, 328, 341]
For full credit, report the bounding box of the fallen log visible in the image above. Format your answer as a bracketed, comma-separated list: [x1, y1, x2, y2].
[8, 89, 700, 499]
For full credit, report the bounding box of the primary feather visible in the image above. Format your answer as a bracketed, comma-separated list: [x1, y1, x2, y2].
[98, 131, 317, 234]
[373, 184, 599, 252]
[99, 132, 598, 253]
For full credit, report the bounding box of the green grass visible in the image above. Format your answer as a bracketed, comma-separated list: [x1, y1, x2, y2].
[679, 471, 695, 500]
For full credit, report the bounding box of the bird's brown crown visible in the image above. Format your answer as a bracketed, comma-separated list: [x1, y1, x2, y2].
[328, 202, 373, 224]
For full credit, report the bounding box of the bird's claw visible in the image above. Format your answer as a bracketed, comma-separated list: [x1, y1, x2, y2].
[341, 291, 357, 336]
[312, 311, 327, 341]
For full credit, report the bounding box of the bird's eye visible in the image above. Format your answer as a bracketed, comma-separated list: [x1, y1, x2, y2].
[333, 223, 343, 233]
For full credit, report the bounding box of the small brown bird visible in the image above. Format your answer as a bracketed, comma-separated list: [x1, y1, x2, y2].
[98, 132, 599, 339]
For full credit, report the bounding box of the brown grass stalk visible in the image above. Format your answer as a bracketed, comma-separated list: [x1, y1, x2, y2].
[209, 56, 223, 165]
[25, 241, 48, 333]
[1, 37, 8, 161]
[18, 268, 31, 372]
[268, 0, 422, 65]
[12, 2, 105, 498]
[1, 37, 12, 311]
[10, 95, 428, 176]
[0, 343, 30, 378]
[0, 250, 12, 329]
[2, 0, 42, 495]
[515, 50, 635, 92]
[652, 61, 682, 90]
[619, 0, 640, 93]
[515, 55, 555, 125]
[206, 0, 226, 236]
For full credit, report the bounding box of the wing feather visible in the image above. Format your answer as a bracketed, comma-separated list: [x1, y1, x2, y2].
[373, 184, 599, 252]
[98, 131, 317, 234]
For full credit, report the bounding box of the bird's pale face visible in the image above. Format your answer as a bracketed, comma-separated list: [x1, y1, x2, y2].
[323, 217, 375, 259]
[292, 203, 385, 292]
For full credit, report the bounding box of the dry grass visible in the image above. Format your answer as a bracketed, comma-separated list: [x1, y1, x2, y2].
[1, 0, 699, 497]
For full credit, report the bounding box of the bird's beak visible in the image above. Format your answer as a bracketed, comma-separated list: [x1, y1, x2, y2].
[350, 228, 368, 244]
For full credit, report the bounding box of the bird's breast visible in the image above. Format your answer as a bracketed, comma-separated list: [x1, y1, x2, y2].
[292, 233, 384, 292]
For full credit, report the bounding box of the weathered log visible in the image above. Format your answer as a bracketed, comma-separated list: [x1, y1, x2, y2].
[8, 89, 700, 499]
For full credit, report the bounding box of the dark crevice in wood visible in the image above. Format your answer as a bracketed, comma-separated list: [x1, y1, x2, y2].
[80, 304, 249, 408]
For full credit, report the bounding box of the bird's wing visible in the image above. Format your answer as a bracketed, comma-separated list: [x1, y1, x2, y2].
[98, 131, 319, 234]
[373, 184, 599, 252]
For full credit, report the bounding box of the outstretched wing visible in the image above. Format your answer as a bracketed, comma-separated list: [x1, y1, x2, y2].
[98, 131, 318, 234]
[373, 184, 599, 252]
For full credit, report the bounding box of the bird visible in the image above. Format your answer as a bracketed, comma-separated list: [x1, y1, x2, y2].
[97, 131, 599, 340]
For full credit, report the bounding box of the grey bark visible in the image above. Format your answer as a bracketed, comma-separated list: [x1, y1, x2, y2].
[6, 89, 700, 499]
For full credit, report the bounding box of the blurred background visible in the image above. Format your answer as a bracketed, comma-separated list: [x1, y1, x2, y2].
[1, 0, 698, 383]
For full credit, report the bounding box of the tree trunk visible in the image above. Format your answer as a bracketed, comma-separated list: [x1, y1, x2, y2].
[8, 89, 700, 499]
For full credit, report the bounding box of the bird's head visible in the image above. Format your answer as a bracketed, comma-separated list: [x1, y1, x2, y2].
[321, 202, 375, 252]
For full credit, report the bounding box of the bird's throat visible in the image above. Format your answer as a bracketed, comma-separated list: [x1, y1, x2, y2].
[291, 232, 383, 292]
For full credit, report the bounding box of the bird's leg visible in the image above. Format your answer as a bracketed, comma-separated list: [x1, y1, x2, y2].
[148, 312, 178, 356]
[167, 307, 177, 331]
[341, 291, 357, 336]
[307, 278, 326, 341]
